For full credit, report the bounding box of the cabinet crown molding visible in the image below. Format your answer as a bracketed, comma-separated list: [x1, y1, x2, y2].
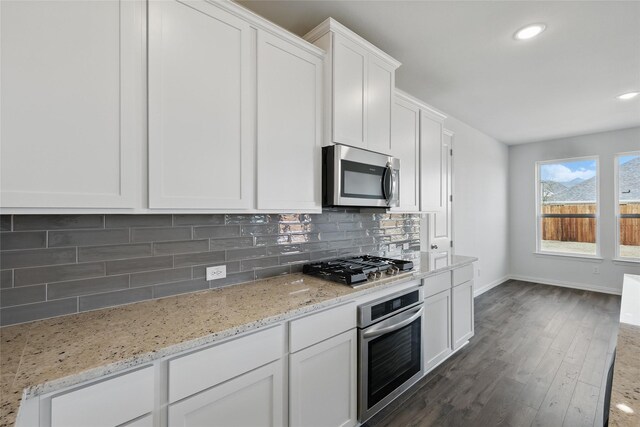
[303, 17, 401, 68]
[395, 89, 447, 121]
[211, 0, 325, 58]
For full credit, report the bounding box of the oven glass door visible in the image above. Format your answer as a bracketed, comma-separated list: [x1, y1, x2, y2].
[341, 160, 386, 200]
[365, 314, 422, 409]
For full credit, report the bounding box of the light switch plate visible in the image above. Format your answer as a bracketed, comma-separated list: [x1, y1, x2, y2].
[206, 265, 227, 281]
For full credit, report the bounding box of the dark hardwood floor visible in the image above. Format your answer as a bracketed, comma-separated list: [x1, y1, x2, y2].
[365, 280, 621, 427]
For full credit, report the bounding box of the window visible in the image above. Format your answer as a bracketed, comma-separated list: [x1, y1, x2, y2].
[615, 152, 640, 261]
[536, 157, 599, 257]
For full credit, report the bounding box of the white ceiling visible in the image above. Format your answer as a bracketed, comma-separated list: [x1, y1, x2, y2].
[238, 0, 640, 145]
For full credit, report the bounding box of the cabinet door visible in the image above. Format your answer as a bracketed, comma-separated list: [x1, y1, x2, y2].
[452, 280, 474, 350]
[148, 0, 253, 209]
[50, 366, 154, 427]
[424, 129, 453, 250]
[367, 56, 394, 155]
[256, 31, 322, 211]
[391, 96, 420, 212]
[169, 360, 284, 427]
[289, 329, 357, 427]
[0, 0, 143, 208]
[332, 33, 368, 148]
[419, 111, 445, 212]
[423, 290, 452, 372]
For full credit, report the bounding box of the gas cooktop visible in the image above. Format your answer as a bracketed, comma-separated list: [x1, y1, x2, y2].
[302, 255, 414, 286]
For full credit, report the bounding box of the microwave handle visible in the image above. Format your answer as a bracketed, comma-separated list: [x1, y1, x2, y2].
[383, 163, 394, 204]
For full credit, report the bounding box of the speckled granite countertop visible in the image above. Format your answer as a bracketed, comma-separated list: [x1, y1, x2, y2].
[609, 323, 640, 426]
[0, 254, 476, 426]
[609, 274, 640, 427]
[413, 253, 477, 278]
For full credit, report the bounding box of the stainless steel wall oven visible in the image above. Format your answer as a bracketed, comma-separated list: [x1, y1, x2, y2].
[358, 285, 424, 422]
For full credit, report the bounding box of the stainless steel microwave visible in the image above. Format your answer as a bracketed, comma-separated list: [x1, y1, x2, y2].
[322, 145, 399, 208]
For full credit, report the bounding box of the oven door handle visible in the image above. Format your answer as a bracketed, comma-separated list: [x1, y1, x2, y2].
[363, 306, 423, 339]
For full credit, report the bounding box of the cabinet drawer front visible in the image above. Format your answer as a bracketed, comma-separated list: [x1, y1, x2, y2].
[453, 264, 473, 286]
[51, 366, 154, 427]
[290, 302, 356, 353]
[169, 360, 284, 427]
[169, 324, 284, 403]
[423, 271, 451, 298]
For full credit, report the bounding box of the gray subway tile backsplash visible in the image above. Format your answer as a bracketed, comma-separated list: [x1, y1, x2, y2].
[132, 227, 192, 243]
[13, 215, 103, 231]
[173, 250, 225, 268]
[105, 256, 173, 275]
[14, 262, 106, 287]
[0, 211, 419, 325]
[152, 278, 208, 299]
[130, 267, 192, 287]
[0, 284, 46, 307]
[0, 298, 78, 325]
[48, 229, 129, 248]
[48, 275, 130, 300]
[0, 231, 47, 251]
[0, 270, 13, 288]
[105, 214, 172, 228]
[79, 287, 153, 312]
[0, 215, 11, 232]
[1, 247, 77, 269]
[78, 243, 153, 262]
[153, 239, 209, 256]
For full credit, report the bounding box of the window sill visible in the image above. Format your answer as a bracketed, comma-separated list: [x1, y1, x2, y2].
[613, 258, 640, 265]
[534, 251, 603, 262]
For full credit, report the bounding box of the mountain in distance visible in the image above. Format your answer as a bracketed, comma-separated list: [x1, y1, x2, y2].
[563, 177, 585, 188]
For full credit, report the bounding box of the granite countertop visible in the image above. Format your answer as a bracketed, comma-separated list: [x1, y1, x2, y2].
[609, 274, 640, 427]
[0, 253, 476, 426]
[413, 253, 477, 278]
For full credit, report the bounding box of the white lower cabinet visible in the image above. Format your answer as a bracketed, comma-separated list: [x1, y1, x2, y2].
[123, 415, 153, 427]
[452, 279, 475, 350]
[168, 360, 284, 427]
[289, 329, 358, 427]
[423, 290, 452, 372]
[50, 366, 154, 427]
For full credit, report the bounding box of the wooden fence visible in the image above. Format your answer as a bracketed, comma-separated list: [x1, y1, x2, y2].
[542, 203, 640, 246]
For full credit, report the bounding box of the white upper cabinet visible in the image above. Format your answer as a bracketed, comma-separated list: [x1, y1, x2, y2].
[148, 0, 323, 212]
[305, 18, 400, 154]
[332, 34, 368, 148]
[148, 0, 254, 209]
[367, 55, 395, 155]
[391, 92, 421, 212]
[0, 0, 145, 209]
[420, 107, 447, 212]
[256, 31, 323, 211]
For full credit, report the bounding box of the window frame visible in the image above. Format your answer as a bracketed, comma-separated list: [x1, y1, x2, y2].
[614, 151, 640, 263]
[535, 156, 601, 259]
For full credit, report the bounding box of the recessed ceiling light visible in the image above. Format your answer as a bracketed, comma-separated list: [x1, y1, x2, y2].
[617, 92, 639, 100]
[514, 24, 546, 40]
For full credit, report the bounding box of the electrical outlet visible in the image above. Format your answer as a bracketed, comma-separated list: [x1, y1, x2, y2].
[593, 266, 600, 274]
[206, 265, 226, 281]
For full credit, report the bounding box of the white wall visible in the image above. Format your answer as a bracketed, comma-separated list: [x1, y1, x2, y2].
[445, 115, 510, 295]
[509, 126, 640, 294]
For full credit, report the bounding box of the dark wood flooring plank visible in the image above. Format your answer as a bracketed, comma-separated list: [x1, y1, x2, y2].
[473, 377, 526, 426]
[532, 361, 581, 427]
[563, 381, 599, 427]
[517, 347, 566, 410]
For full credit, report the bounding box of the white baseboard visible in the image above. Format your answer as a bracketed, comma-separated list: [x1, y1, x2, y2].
[508, 274, 622, 296]
[474, 275, 510, 297]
